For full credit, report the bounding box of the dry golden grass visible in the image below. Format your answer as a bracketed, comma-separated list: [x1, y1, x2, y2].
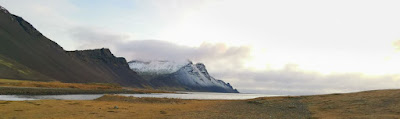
[96, 95, 185, 104]
[0, 79, 173, 95]
[0, 79, 121, 90]
[1, 87, 400, 118]
[252, 89, 400, 118]
[0, 97, 220, 119]
[0, 95, 304, 119]
[302, 89, 400, 119]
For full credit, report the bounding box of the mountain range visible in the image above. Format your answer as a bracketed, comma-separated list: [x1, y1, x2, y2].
[0, 5, 238, 93]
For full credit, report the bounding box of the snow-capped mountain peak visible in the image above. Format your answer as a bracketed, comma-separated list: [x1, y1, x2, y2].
[128, 59, 238, 93]
[128, 60, 191, 75]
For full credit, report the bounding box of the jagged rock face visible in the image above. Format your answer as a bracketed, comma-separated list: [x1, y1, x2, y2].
[195, 63, 211, 79]
[67, 49, 148, 87]
[0, 6, 147, 87]
[129, 60, 239, 93]
[0, 5, 10, 14]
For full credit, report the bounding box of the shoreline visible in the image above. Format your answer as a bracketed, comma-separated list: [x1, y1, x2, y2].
[0, 87, 145, 95]
[0, 79, 172, 95]
[1, 89, 400, 118]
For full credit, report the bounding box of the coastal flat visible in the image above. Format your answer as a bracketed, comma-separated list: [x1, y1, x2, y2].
[0, 79, 168, 95]
[1, 89, 400, 119]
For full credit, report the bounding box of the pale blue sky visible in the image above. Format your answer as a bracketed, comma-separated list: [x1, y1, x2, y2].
[67, 0, 166, 36]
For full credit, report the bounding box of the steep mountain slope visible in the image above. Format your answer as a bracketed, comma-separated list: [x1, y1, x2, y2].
[0, 5, 147, 87]
[129, 60, 239, 93]
[66, 49, 146, 87]
[0, 54, 52, 81]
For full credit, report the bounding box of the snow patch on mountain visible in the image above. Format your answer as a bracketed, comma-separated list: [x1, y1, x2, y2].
[128, 60, 190, 75]
[176, 63, 233, 89]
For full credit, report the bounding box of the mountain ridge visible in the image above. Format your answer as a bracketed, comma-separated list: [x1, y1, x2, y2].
[0, 5, 148, 87]
[66, 48, 147, 87]
[129, 60, 239, 93]
[0, 5, 237, 93]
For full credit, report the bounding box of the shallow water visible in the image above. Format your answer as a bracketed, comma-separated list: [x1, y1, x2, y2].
[0, 94, 104, 101]
[120, 92, 276, 100]
[0, 92, 276, 101]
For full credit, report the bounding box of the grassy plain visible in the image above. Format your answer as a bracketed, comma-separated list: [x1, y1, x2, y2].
[0, 79, 169, 95]
[1, 89, 400, 118]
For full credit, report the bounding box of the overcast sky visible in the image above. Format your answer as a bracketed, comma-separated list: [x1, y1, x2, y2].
[2, 0, 400, 95]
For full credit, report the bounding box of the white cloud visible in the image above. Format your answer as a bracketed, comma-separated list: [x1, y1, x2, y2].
[68, 27, 252, 73]
[216, 65, 400, 95]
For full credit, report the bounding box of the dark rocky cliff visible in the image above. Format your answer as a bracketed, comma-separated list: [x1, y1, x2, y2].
[0, 5, 147, 87]
[67, 49, 148, 87]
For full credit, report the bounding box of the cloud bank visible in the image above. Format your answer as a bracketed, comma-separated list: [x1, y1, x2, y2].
[69, 27, 252, 71]
[215, 65, 400, 95]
